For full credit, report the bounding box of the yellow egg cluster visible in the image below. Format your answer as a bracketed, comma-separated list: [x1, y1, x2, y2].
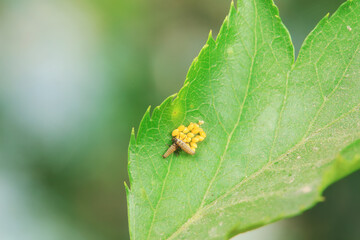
[171, 121, 206, 152]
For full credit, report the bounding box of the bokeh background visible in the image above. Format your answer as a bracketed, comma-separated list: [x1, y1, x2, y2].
[0, 0, 359, 239]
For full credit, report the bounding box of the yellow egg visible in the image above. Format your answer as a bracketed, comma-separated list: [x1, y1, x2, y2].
[190, 142, 197, 148]
[184, 137, 191, 143]
[199, 130, 206, 138]
[183, 127, 189, 133]
[192, 136, 200, 142]
[187, 132, 194, 138]
[179, 132, 186, 140]
[191, 128, 200, 134]
[178, 125, 185, 131]
[188, 123, 195, 131]
[198, 136, 204, 142]
[198, 120, 204, 125]
[172, 129, 180, 137]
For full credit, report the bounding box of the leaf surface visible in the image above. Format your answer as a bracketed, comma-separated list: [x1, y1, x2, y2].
[127, 0, 360, 239]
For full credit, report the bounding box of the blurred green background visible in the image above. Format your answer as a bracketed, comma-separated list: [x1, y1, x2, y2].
[0, 0, 359, 239]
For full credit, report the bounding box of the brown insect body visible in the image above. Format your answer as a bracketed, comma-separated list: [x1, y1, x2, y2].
[162, 137, 196, 158]
[173, 137, 195, 155]
[162, 143, 178, 158]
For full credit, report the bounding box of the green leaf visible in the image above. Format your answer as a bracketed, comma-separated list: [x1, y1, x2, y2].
[126, 0, 360, 239]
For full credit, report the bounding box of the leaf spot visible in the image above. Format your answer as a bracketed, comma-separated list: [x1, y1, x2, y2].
[227, 47, 234, 55]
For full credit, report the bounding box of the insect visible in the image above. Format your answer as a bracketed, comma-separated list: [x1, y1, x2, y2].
[162, 121, 206, 158]
[173, 137, 195, 155]
[162, 137, 195, 158]
[162, 142, 178, 158]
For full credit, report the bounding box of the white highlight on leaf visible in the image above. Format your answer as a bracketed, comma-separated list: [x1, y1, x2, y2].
[301, 186, 312, 193]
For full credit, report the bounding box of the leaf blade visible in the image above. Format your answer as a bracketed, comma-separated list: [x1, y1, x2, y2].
[127, 0, 360, 239]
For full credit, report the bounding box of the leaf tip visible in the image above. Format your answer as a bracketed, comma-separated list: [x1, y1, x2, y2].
[206, 30, 215, 44]
[169, 92, 178, 99]
[130, 127, 136, 143]
[136, 105, 152, 141]
[124, 181, 131, 194]
[127, 127, 137, 188]
[144, 104, 152, 120]
[230, 0, 236, 13]
[146, 105, 152, 114]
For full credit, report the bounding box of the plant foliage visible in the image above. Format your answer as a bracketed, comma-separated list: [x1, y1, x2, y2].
[126, 0, 360, 239]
